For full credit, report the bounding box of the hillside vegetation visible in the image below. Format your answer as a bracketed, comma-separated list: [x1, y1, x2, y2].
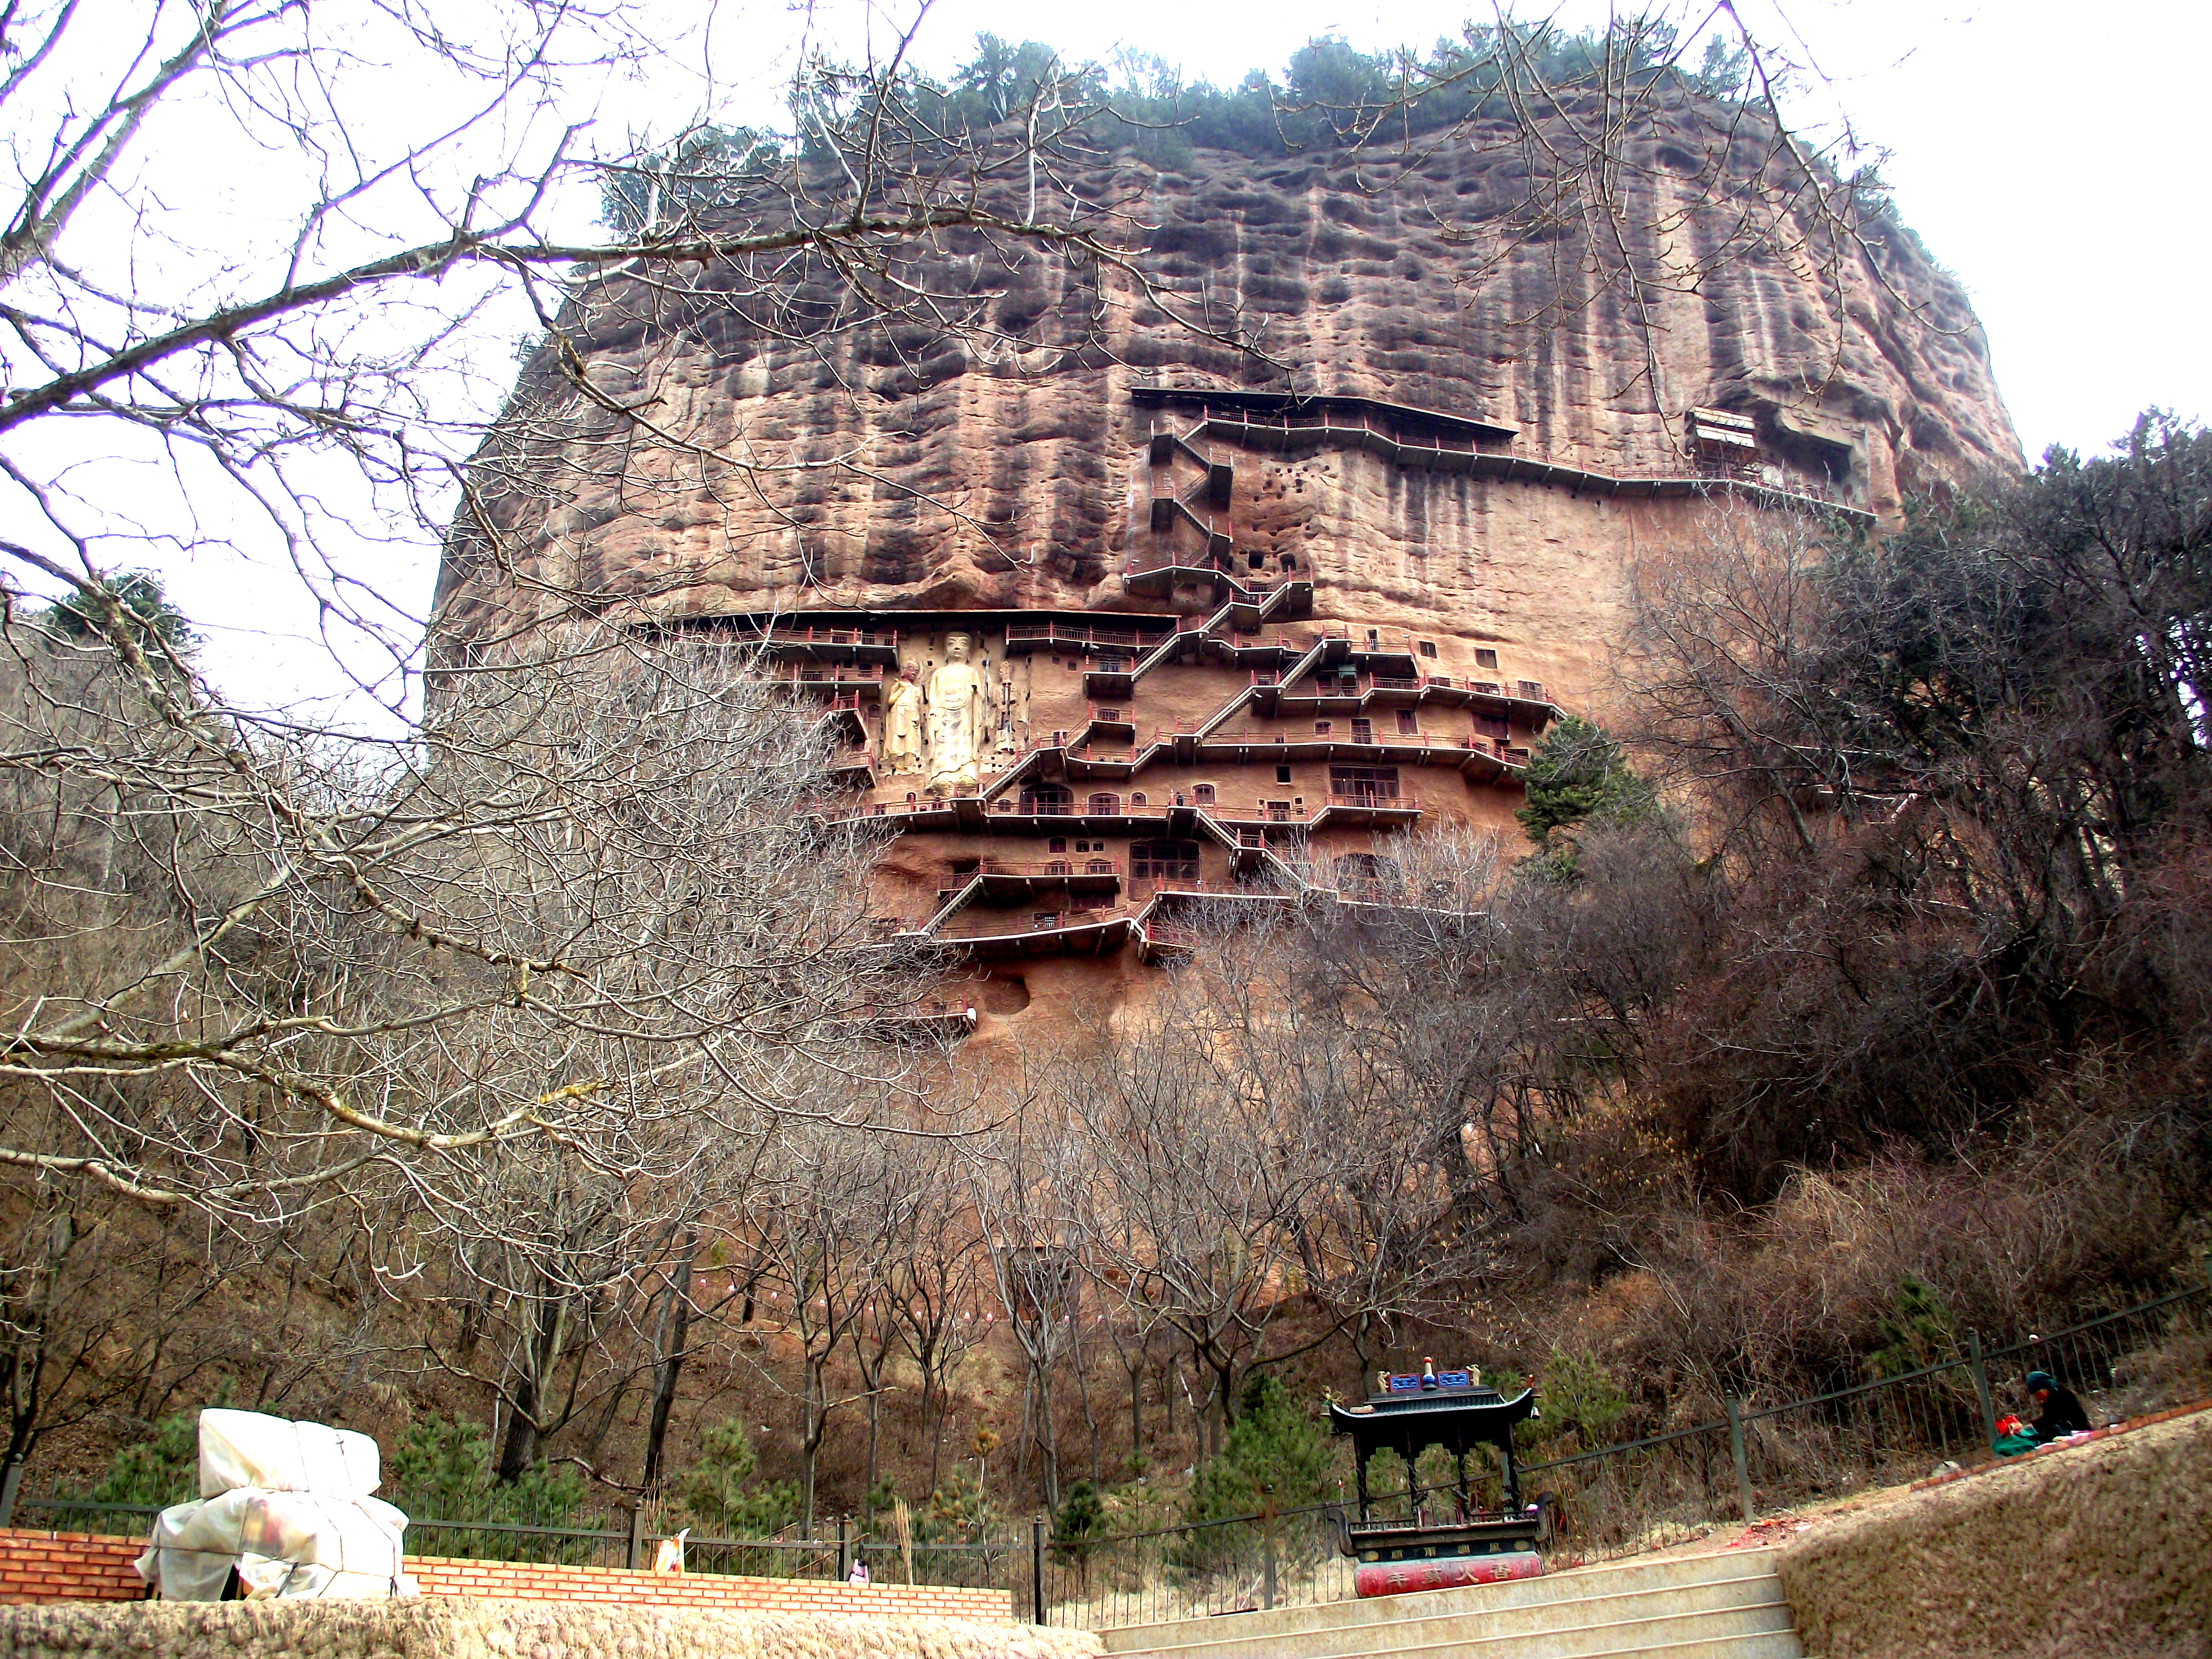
[7, 417, 2205, 1546]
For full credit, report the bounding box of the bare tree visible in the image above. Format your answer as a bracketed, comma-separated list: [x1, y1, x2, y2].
[883, 1150, 990, 1495]
[969, 1118, 1087, 1507]
[749, 1114, 922, 1533]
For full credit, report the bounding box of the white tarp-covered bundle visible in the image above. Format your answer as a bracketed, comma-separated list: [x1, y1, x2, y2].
[133, 1410, 412, 1600]
[195, 1407, 381, 1499]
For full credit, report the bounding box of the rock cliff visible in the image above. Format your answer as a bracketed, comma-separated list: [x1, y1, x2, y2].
[440, 112, 2018, 653]
[436, 103, 2020, 1036]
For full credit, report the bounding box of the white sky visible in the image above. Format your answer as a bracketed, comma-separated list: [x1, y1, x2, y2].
[22, 1, 2210, 714]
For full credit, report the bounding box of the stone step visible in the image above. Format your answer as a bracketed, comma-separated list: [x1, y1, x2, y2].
[1100, 1549, 1778, 1652]
[1104, 1573, 1789, 1659]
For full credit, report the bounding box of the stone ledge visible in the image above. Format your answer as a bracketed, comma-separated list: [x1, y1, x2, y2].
[0, 1600, 1101, 1659]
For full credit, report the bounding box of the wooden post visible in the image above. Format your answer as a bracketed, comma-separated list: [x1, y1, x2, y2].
[1030, 1514, 1047, 1625]
[1726, 1398, 1755, 1522]
[1967, 1329, 1997, 1452]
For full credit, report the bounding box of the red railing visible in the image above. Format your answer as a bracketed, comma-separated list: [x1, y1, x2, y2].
[1191, 407, 1865, 510]
[763, 625, 899, 648]
[977, 859, 1124, 879]
[1005, 622, 1155, 650]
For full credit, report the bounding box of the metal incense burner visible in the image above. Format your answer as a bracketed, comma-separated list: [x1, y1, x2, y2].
[1328, 1360, 1545, 1596]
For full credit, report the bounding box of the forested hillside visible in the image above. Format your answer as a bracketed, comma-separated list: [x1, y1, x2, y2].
[8, 421, 2205, 1538]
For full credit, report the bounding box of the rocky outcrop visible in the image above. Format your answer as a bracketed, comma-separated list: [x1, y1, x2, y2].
[432, 103, 2020, 1035]
[438, 110, 2018, 650]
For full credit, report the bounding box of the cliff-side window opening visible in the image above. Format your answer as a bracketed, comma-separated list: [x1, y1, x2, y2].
[1332, 765, 1400, 802]
[1193, 783, 1216, 805]
[1419, 640, 1438, 657]
[1131, 840, 1201, 883]
[1276, 765, 1292, 783]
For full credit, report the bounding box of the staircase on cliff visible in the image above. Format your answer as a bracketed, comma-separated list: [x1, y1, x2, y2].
[1097, 1547, 1803, 1659]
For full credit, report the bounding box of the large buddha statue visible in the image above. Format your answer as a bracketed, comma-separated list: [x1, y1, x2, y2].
[924, 633, 986, 795]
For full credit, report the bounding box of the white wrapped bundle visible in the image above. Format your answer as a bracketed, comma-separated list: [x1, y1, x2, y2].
[197, 1408, 380, 1499]
[134, 1487, 409, 1600]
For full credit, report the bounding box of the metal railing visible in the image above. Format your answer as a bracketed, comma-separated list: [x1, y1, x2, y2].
[12, 1281, 2204, 1623]
[12, 1490, 1013, 1588]
[1031, 1277, 2210, 1628]
[1032, 1502, 1353, 1632]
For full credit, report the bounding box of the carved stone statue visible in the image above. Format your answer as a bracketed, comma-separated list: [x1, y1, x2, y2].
[924, 632, 987, 794]
[880, 669, 924, 775]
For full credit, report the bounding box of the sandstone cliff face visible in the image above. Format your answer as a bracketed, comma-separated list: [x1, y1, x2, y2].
[439, 116, 2019, 664]
[435, 109, 2021, 1045]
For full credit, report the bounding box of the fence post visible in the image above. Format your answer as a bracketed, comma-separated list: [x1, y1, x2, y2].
[625, 1505, 644, 1572]
[1030, 1514, 1047, 1625]
[1966, 1329, 1997, 1452]
[1726, 1398, 1754, 1523]
[1261, 1500, 1279, 1610]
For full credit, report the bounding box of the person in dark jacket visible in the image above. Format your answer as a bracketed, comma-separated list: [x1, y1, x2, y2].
[2026, 1370, 2092, 1438]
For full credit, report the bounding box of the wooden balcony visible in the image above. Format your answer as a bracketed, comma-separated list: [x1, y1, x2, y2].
[952, 859, 1125, 901]
[755, 625, 901, 666]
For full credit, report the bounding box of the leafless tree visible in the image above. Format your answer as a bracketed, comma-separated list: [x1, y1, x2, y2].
[748, 1113, 924, 1533]
[969, 1117, 1087, 1506]
[882, 1135, 989, 1495]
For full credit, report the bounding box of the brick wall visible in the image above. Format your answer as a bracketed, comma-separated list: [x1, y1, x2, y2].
[0, 1531, 148, 1605]
[0, 1529, 1012, 1620]
[404, 1554, 1012, 1619]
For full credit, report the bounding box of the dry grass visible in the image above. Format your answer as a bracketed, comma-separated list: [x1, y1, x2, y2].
[1777, 1408, 2212, 1658]
[0, 1603, 1104, 1659]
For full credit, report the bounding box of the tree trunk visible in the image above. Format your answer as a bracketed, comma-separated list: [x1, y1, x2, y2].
[800, 1352, 825, 1537]
[496, 1292, 566, 1484]
[640, 1232, 697, 1494]
[1128, 1354, 1143, 1465]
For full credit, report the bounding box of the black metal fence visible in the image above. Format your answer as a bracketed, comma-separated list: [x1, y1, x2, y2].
[1031, 1276, 2211, 1628]
[1516, 1281, 2212, 1568]
[1029, 1501, 1353, 1631]
[11, 1277, 2206, 1627]
[11, 1489, 1011, 1588]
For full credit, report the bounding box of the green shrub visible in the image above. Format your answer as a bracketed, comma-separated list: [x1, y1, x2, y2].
[92, 1408, 198, 1509]
[1049, 1479, 1107, 1565]
[678, 1420, 798, 1538]
[1171, 1373, 1335, 1576]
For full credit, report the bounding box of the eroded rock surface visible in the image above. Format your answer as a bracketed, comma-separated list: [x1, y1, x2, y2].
[439, 124, 2017, 645]
[435, 116, 2020, 1031]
